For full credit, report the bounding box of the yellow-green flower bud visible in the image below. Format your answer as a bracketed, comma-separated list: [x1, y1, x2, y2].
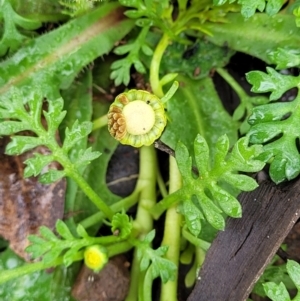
[107, 90, 167, 148]
[84, 245, 108, 272]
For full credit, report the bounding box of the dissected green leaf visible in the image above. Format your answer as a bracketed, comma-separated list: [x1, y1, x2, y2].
[268, 48, 300, 69]
[111, 212, 132, 238]
[0, 1, 41, 56]
[24, 154, 54, 178]
[136, 230, 177, 283]
[247, 69, 300, 183]
[110, 26, 150, 86]
[63, 121, 93, 153]
[154, 134, 264, 232]
[179, 199, 203, 237]
[5, 136, 41, 155]
[73, 148, 101, 168]
[213, 0, 284, 17]
[246, 67, 299, 101]
[39, 170, 66, 184]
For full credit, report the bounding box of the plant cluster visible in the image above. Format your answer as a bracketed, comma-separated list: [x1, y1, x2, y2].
[1, 0, 300, 300]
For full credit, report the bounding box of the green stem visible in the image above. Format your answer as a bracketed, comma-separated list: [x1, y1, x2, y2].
[182, 226, 211, 251]
[125, 145, 158, 301]
[160, 156, 182, 301]
[216, 68, 249, 102]
[92, 114, 107, 131]
[79, 177, 143, 229]
[107, 241, 134, 257]
[0, 254, 81, 285]
[65, 166, 114, 220]
[157, 168, 168, 198]
[150, 33, 170, 97]
[45, 136, 115, 221]
[143, 265, 154, 301]
[150, 190, 181, 219]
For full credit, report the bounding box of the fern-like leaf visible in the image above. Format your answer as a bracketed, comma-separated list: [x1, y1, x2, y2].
[152, 134, 265, 234]
[247, 67, 300, 183]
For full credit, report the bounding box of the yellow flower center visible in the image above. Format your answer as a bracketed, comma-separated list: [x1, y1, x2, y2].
[122, 100, 155, 135]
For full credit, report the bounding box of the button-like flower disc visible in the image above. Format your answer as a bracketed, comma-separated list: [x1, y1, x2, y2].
[107, 89, 166, 148]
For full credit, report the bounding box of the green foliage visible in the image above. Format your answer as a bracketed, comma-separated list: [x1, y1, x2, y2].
[203, 13, 300, 65]
[161, 76, 238, 157]
[263, 260, 300, 301]
[160, 40, 235, 80]
[0, 88, 100, 183]
[268, 48, 300, 69]
[0, 0, 41, 56]
[246, 67, 300, 183]
[213, 0, 284, 18]
[153, 134, 265, 233]
[59, 0, 96, 17]
[0, 248, 77, 301]
[111, 212, 133, 238]
[0, 2, 134, 94]
[111, 26, 152, 85]
[136, 230, 177, 283]
[25, 219, 125, 267]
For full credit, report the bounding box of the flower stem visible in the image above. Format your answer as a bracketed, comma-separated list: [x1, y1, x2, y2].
[150, 33, 170, 98]
[160, 156, 182, 301]
[92, 114, 107, 131]
[125, 145, 158, 301]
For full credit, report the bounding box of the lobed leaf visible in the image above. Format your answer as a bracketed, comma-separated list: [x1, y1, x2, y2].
[74, 147, 101, 168]
[43, 97, 66, 136]
[247, 81, 300, 183]
[268, 48, 300, 69]
[213, 0, 283, 18]
[111, 212, 132, 238]
[179, 200, 203, 236]
[5, 136, 41, 155]
[39, 226, 59, 242]
[24, 154, 54, 178]
[63, 121, 93, 153]
[39, 170, 66, 184]
[76, 224, 90, 239]
[246, 67, 299, 101]
[136, 231, 177, 283]
[156, 134, 264, 233]
[55, 220, 74, 240]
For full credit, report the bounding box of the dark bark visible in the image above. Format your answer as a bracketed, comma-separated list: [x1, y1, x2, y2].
[188, 178, 300, 301]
